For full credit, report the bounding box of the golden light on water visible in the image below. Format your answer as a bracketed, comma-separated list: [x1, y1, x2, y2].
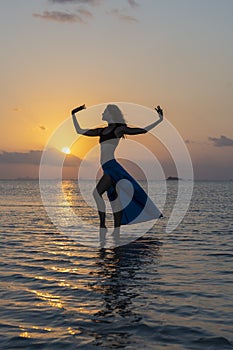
[29, 290, 63, 309]
[20, 331, 31, 338]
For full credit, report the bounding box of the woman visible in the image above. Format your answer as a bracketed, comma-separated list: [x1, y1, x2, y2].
[72, 104, 163, 235]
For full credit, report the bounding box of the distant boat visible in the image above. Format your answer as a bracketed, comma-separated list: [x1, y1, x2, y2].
[166, 176, 180, 181]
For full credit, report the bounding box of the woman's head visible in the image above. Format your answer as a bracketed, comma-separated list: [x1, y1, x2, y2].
[102, 104, 126, 124]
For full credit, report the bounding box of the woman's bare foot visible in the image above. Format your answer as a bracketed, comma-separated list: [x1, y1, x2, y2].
[111, 227, 120, 236]
[99, 227, 107, 248]
[100, 225, 107, 235]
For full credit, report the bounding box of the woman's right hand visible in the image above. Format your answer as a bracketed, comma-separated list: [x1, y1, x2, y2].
[155, 105, 163, 116]
[155, 105, 163, 120]
[71, 104, 86, 115]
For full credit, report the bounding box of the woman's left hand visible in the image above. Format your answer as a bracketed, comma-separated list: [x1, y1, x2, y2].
[155, 105, 163, 119]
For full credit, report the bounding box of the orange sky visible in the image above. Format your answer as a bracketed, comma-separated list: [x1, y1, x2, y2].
[0, 1, 233, 179]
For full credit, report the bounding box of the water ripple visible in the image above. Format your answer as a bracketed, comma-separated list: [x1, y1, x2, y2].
[0, 181, 233, 349]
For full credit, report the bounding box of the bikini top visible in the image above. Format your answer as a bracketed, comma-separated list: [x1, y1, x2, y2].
[99, 123, 125, 143]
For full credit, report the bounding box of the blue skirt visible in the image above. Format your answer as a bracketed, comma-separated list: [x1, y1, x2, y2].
[102, 159, 162, 225]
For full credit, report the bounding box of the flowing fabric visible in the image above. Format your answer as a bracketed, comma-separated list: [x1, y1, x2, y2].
[102, 159, 162, 225]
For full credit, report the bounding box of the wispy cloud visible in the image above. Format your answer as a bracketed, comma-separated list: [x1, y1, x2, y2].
[209, 135, 233, 147]
[48, 0, 137, 6]
[34, 0, 139, 24]
[185, 139, 205, 145]
[77, 7, 93, 18]
[33, 11, 84, 23]
[12, 107, 22, 112]
[108, 8, 138, 23]
[127, 0, 139, 8]
[0, 149, 81, 166]
[0, 150, 42, 165]
[49, 0, 101, 5]
[38, 125, 47, 131]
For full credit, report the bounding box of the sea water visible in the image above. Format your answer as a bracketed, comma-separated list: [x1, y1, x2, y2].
[0, 180, 233, 349]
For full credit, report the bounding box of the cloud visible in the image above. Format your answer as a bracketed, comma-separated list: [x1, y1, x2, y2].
[33, 11, 84, 23]
[12, 107, 22, 112]
[77, 8, 93, 18]
[0, 150, 42, 165]
[127, 0, 139, 8]
[42, 148, 82, 167]
[0, 149, 81, 167]
[49, 0, 138, 6]
[185, 139, 204, 145]
[33, 7, 93, 23]
[48, 0, 101, 5]
[38, 125, 47, 131]
[108, 8, 138, 23]
[209, 135, 233, 147]
[34, 0, 139, 24]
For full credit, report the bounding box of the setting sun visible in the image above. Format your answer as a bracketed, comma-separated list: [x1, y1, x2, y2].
[62, 147, 71, 154]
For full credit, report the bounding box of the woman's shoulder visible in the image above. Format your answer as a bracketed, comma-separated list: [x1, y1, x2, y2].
[114, 123, 127, 138]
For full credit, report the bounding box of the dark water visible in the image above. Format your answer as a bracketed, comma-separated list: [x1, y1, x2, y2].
[0, 180, 233, 349]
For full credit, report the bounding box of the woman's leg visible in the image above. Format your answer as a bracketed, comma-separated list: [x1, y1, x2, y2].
[93, 174, 113, 228]
[111, 194, 122, 236]
[112, 199, 122, 228]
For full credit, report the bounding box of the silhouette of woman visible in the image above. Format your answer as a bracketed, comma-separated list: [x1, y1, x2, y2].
[72, 104, 163, 235]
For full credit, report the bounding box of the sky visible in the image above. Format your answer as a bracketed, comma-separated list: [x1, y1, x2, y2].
[0, 0, 233, 180]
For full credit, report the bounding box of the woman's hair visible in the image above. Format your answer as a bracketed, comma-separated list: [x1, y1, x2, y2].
[105, 104, 126, 124]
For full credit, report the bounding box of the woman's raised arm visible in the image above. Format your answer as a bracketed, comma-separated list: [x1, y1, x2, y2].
[72, 104, 102, 136]
[122, 105, 164, 136]
[143, 106, 163, 132]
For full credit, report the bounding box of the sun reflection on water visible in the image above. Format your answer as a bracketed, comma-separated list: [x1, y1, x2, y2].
[19, 325, 52, 340]
[29, 290, 64, 309]
[19, 331, 31, 338]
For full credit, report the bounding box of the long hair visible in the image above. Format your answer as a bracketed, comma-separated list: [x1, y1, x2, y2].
[105, 104, 127, 125]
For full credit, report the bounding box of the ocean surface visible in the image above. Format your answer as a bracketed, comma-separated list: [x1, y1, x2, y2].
[0, 180, 233, 350]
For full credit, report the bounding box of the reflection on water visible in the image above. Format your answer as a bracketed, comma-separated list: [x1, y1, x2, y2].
[83, 237, 161, 348]
[62, 180, 99, 225]
[29, 290, 64, 309]
[0, 223, 161, 349]
[0, 180, 233, 349]
[94, 239, 160, 315]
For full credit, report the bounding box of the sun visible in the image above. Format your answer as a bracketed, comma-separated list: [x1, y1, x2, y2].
[61, 147, 71, 154]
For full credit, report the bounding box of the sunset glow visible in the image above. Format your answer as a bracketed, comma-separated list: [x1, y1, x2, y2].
[0, 1, 232, 180]
[62, 147, 71, 155]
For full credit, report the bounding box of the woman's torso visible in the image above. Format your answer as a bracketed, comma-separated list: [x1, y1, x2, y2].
[99, 124, 124, 165]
